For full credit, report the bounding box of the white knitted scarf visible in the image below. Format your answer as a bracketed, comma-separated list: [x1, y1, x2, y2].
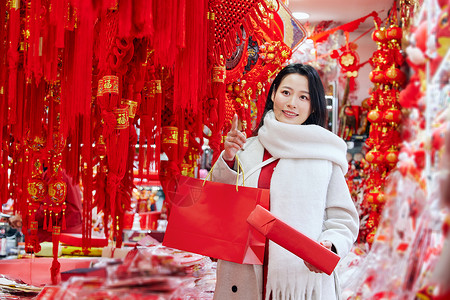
[258, 111, 348, 300]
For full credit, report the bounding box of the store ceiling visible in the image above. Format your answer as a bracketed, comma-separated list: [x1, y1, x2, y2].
[287, 0, 395, 30]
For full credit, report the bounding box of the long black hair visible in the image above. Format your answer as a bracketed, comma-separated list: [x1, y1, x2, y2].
[253, 63, 328, 135]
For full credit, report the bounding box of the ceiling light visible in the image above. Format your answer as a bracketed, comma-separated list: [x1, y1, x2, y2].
[292, 12, 310, 20]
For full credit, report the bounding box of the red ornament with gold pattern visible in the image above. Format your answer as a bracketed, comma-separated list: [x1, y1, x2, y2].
[161, 126, 186, 162]
[384, 64, 406, 87]
[365, 148, 384, 165]
[383, 107, 402, 124]
[366, 187, 385, 206]
[369, 67, 386, 84]
[384, 146, 400, 168]
[24, 129, 47, 252]
[372, 28, 387, 44]
[27, 178, 47, 213]
[48, 178, 67, 205]
[386, 25, 402, 49]
[338, 50, 360, 73]
[367, 107, 383, 124]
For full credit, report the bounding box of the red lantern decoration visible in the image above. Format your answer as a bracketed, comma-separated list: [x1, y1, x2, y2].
[367, 108, 383, 124]
[27, 179, 47, 203]
[367, 188, 385, 205]
[386, 26, 402, 41]
[48, 178, 67, 204]
[365, 148, 382, 164]
[385, 147, 399, 167]
[372, 28, 387, 44]
[385, 64, 405, 85]
[383, 108, 402, 123]
[369, 68, 386, 84]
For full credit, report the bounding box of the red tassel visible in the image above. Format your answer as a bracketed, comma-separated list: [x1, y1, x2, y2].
[118, 0, 132, 37]
[115, 214, 123, 248]
[81, 114, 93, 250]
[43, 207, 47, 230]
[152, 0, 177, 66]
[155, 82, 162, 174]
[132, 0, 153, 38]
[48, 211, 53, 232]
[7, 6, 20, 126]
[61, 208, 66, 230]
[50, 226, 61, 285]
[50, 258, 61, 285]
[104, 213, 110, 239]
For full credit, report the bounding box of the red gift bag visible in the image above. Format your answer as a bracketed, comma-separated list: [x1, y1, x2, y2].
[163, 173, 270, 265]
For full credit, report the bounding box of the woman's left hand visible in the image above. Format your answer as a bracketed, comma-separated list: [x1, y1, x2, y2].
[8, 215, 23, 230]
[304, 240, 333, 273]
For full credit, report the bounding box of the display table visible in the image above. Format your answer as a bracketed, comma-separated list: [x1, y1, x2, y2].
[0, 239, 216, 299]
[0, 257, 96, 286]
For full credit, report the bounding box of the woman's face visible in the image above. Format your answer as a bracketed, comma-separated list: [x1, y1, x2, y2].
[272, 73, 312, 125]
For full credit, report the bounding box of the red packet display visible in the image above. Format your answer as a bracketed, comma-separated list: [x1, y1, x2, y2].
[247, 205, 340, 275]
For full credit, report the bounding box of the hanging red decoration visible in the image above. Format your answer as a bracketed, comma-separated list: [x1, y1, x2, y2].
[338, 50, 360, 73]
[384, 64, 406, 86]
[367, 107, 383, 124]
[357, 1, 405, 246]
[386, 25, 403, 41]
[311, 11, 378, 43]
[366, 188, 385, 205]
[0, 0, 302, 284]
[384, 146, 400, 168]
[370, 49, 391, 69]
[383, 107, 402, 124]
[372, 28, 387, 44]
[369, 67, 386, 84]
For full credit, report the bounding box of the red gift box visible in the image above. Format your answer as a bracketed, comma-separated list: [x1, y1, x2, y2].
[247, 205, 340, 275]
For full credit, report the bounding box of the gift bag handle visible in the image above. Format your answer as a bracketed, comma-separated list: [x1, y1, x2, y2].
[203, 155, 244, 191]
[242, 156, 278, 183]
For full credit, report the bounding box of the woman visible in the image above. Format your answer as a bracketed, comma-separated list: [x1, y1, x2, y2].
[211, 63, 359, 299]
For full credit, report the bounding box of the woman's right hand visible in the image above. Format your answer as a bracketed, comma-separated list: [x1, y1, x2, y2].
[8, 215, 23, 230]
[223, 114, 247, 161]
